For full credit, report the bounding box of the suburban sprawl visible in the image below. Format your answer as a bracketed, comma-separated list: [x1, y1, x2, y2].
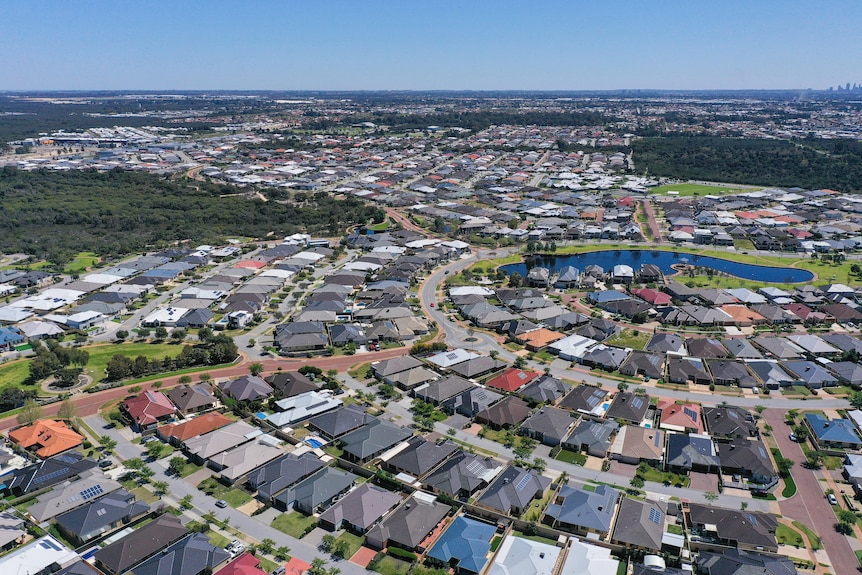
[2, 91, 862, 575]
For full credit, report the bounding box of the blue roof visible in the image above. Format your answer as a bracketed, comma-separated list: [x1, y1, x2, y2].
[0, 327, 24, 345]
[805, 413, 862, 445]
[588, 291, 630, 304]
[428, 516, 496, 574]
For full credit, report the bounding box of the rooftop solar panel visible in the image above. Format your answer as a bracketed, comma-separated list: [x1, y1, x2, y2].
[648, 508, 662, 524]
[515, 474, 532, 491]
[631, 397, 644, 410]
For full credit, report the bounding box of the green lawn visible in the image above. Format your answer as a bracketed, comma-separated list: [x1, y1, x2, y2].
[555, 449, 587, 465]
[207, 530, 232, 549]
[781, 475, 797, 498]
[638, 465, 690, 487]
[667, 524, 684, 535]
[606, 329, 651, 351]
[776, 523, 804, 547]
[271, 511, 317, 539]
[335, 532, 363, 559]
[649, 183, 755, 196]
[792, 520, 822, 550]
[371, 556, 412, 575]
[0, 359, 31, 388]
[348, 362, 373, 380]
[197, 478, 252, 508]
[63, 252, 100, 273]
[782, 386, 813, 397]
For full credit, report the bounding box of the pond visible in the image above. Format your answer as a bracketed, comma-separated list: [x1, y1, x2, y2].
[499, 250, 815, 283]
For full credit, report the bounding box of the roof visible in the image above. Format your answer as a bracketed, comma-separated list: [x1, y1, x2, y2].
[28, 468, 122, 522]
[428, 515, 497, 574]
[184, 420, 260, 460]
[95, 514, 189, 575]
[520, 407, 575, 445]
[274, 467, 357, 511]
[414, 376, 475, 404]
[220, 375, 273, 402]
[449, 356, 508, 378]
[666, 433, 719, 470]
[545, 484, 619, 534]
[0, 535, 79, 575]
[366, 493, 451, 550]
[564, 419, 618, 454]
[209, 440, 284, 481]
[165, 383, 216, 412]
[340, 418, 413, 461]
[477, 465, 551, 515]
[158, 412, 233, 443]
[218, 553, 269, 575]
[703, 406, 758, 439]
[487, 368, 540, 393]
[488, 536, 561, 575]
[804, 413, 862, 445]
[657, 401, 704, 433]
[5, 452, 98, 496]
[476, 395, 531, 428]
[122, 390, 177, 427]
[612, 498, 664, 550]
[518, 375, 569, 405]
[247, 451, 327, 501]
[559, 385, 608, 415]
[55, 488, 149, 542]
[687, 503, 778, 550]
[318, 483, 402, 531]
[717, 439, 775, 481]
[372, 356, 424, 378]
[268, 391, 343, 427]
[610, 426, 665, 462]
[9, 419, 83, 458]
[131, 532, 230, 575]
[606, 391, 650, 423]
[698, 549, 797, 575]
[308, 404, 373, 439]
[386, 437, 459, 477]
[424, 452, 502, 497]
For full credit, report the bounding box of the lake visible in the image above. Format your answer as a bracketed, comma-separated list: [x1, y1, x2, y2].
[499, 249, 815, 283]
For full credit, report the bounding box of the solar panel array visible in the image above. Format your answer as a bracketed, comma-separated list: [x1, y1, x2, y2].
[631, 397, 644, 410]
[515, 474, 532, 491]
[33, 467, 70, 486]
[81, 484, 104, 500]
[466, 459, 486, 476]
[683, 407, 698, 422]
[586, 392, 602, 409]
[648, 508, 662, 524]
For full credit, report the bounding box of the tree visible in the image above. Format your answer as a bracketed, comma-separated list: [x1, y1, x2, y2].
[514, 356, 527, 369]
[275, 546, 291, 561]
[849, 391, 862, 410]
[171, 328, 187, 341]
[154, 326, 169, 340]
[198, 327, 213, 342]
[617, 382, 629, 392]
[16, 399, 43, 426]
[508, 272, 522, 288]
[259, 538, 276, 555]
[137, 466, 155, 483]
[776, 456, 794, 478]
[792, 425, 809, 442]
[152, 481, 169, 497]
[168, 456, 187, 476]
[630, 476, 645, 488]
[331, 538, 350, 559]
[115, 330, 129, 341]
[180, 494, 194, 509]
[489, 350, 499, 359]
[835, 522, 854, 535]
[532, 458, 547, 472]
[178, 375, 193, 384]
[57, 397, 77, 420]
[837, 509, 857, 525]
[805, 451, 823, 469]
[146, 442, 165, 460]
[99, 435, 118, 452]
[703, 491, 719, 502]
[249, 362, 264, 377]
[754, 404, 766, 415]
[740, 501, 748, 511]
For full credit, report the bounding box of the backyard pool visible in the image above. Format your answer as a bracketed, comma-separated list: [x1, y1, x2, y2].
[500, 249, 814, 283]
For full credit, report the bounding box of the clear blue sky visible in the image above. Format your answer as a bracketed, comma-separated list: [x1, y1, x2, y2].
[1, 1, 859, 91]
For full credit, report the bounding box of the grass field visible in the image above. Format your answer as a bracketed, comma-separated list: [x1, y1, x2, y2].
[63, 252, 100, 273]
[792, 520, 822, 550]
[0, 360, 31, 388]
[649, 183, 757, 196]
[776, 523, 805, 547]
[606, 329, 651, 351]
[555, 449, 587, 465]
[271, 511, 317, 539]
[371, 556, 412, 575]
[335, 532, 363, 559]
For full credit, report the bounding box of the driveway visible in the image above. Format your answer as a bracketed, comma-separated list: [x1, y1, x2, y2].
[688, 472, 718, 492]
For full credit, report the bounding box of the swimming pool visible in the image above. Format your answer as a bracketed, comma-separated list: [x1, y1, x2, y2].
[500, 250, 815, 283]
[306, 438, 324, 448]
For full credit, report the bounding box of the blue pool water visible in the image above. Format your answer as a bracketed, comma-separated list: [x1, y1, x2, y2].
[254, 412, 267, 420]
[500, 250, 815, 283]
[306, 439, 324, 448]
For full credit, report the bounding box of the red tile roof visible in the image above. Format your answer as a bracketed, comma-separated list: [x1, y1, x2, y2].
[486, 367, 540, 393]
[9, 419, 83, 458]
[122, 391, 176, 427]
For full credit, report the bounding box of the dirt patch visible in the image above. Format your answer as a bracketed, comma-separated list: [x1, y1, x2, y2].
[688, 472, 718, 492]
[462, 423, 483, 436]
[236, 499, 263, 516]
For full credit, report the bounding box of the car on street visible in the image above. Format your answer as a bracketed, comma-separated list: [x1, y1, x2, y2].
[215, 499, 228, 508]
[789, 433, 798, 442]
[827, 493, 838, 505]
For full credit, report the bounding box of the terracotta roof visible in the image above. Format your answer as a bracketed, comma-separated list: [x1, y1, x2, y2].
[122, 391, 176, 427]
[158, 412, 233, 442]
[486, 367, 540, 393]
[519, 328, 565, 349]
[9, 419, 83, 458]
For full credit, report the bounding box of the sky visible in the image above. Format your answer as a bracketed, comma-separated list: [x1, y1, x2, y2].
[1, 1, 859, 91]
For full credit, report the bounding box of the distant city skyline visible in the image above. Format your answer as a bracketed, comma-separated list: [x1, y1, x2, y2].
[1, 1, 859, 91]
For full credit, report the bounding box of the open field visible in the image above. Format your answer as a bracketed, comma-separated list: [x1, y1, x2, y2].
[606, 329, 651, 351]
[648, 183, 759, 196]
[63, 252, 100, 273]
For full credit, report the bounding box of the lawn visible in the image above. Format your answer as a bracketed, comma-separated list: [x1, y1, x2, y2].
[348, 362, 373, 380]
[197, 478, 253, 508]
[606, 329, 651, 351]
[792, 520, 822, 550]
[666, 524, 684, 535]
[824, 386, 854, 395]
[554, 449, 587, 465]
[372, 556, 412, 575]
[781, 474, 797, 498]
[648, 183, 755, 196]
[63, 252, 100, 274]
[782, 386, 813, 397]
[776, 523, 805, 547]
[207, 530, 232, 549]
[638, 465, 690, 487]
[335, 531, 363, 559]
[271, 511, 317, 539]
[0, 359, 32, 388]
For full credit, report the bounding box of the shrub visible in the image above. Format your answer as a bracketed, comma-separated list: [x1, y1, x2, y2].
[386, 546, 417, 562]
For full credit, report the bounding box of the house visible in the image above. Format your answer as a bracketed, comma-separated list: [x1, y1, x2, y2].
[127, 533, 230, 575]
[427, 515, 497, 575]
[0, 535, 79, 575]
[121, 391, 176, 430]
[414, 376, 475, 407]
[247, 451, 327, 504]
[666, 433, 719, 473]
[372, 356, 424, 383]
[782, 360, 838, 389]
[491, 536, 619, 575]
[265, 371, 319, 398]
[751, 336, 804, 359]
[266, 391, 343, 428]
[183, 421, 260, 463]
[308, 404, 373, 439]
[94, 514, 190, 575]
[390, 366, 440, 390]
[329, 324, 367, 346]
[365, 492, 451, 552]
[318, 483, 403, 533]
[785, 334, 840, 357]
[657, 401, 704, 434]
[426, 349, 480, 369]
[165, 383, 217, 415]
[157, 412, 233, 446]
[27, 468, 122, 523]
[827, 361, 862, 388]
[4, 453, 98, 497]
[685, 338, 729, 359]
[559, 385, 608, 416]
[717, 440, 777, 489]
[0, 511, 26, 552]
[703, 406, 759, 441]
[610, 426, 665, 466]
[520, 407, 576, 446]
[217, 554, 269, 575]
[844, 453, 862, 494]
[580, 345, 629, 371]
[449, 356, 508, 379]
[443, 386, 504, 418]
[667, 357, 713, 385]
[645, 333, 686, 355]
[55, 489, 150, 546]
[562, 419, 619, 457]
[698, 549, 797, 575]
[722, 339, 763, 359]
[208, 439, 285, 484]
[804, 413, 862, 450]
[685, 503, 778, 552]
[611, 498, 664, 551]
[0, 326, 24, 351]
[476, 465, 550, 516]
[339, 418, 413, 463]
[475, 396, 532, 430]
[706, 360, 757, 388]
[424, 452, 502, 499]
[619, 351, 665, 380]
[606, 391, 650, 424]
[526, 267, 550, 287]
[518, 374, 568, 405]
[545, 484, 620, 536]
[9, 419, 84, 458]
[219, 375, 273, 402]
[384, 437, 459, 478]
[273, 467, 357, 514]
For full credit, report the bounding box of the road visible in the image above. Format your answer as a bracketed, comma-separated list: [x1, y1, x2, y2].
[639, 199, 662, 242]
[764, 409, 858, 575]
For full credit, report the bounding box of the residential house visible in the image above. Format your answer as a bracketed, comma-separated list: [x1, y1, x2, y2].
[667, 357, 713, 385]
[717, 440, 777, 490]
[121, 390, 176, 430]
[28, 469, 122, 523]
[611, 498, 664, 552]
[476, 465, 550, 516]
[384, 437, 459, 478]
[365, 492, 451, 552]
[55, 489, 150, 546]
[606, 392, 650, 425]
[545, 484, 620, 536]
[427, 515, 497, 575]
[657, 401, 704, 434]
[610, 426, 665, 466]
[157, 412, 233, 446]
[443, 386, 504, 418]
[0, 511, 26, 552]
[706, 360, 757, 388]
[475, 396, 532, 430]
[804, 413, 862, 450]
[265, 371, 319, 398]
[4, 453, 98, 497]
[703, 406, 759, 441]
[247, 451, 326, 504]
[698, 549, 797, 575]
[273, 467, 358, 514]
[413, 376, 475, 407]
[645, 333, 686, 356]
[94, 514, 190, 575]
[165, 383, 217, 415]
[339, 418, 413, 463]
[520, 407, 576, 446]
[9, 419, 84, 458]
[219, 375, 273, 403]
[372, 356, 424, 384]
[518, 374, 568, 405]
[318, 483, 402, 534]
[449, 356, 508, 379]
[126, 533, 230, 575]
[685, 503, 778, 552]
[559, 385, 608, 417]
[266, 391, 343, 428]
[424, 452, 502, 500]
[562, 419, 619, 458]
[619, 352, 665, 380]
[666, 433, 719, 473]
[183, 420, 260, 463]
[208, 439, 284, 485]
[308, 405, 373, 439]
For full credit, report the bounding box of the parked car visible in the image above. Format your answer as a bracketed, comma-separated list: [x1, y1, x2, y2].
[215, 499, 228, 508]
[789, 433, 798, 442]
[827, 493, 838, 505]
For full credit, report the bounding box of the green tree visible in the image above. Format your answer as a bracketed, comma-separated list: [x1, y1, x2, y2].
[508, 272, 522, 288]
[703, 491, 719, 502]
[154, 327, 169, 340]
[146, 442, 165, 460]
[617, 382, 629, 392]
[514, 356, 527, 369]
[152, 481, 169, 497]
[849, 391, 862, 410]
[178, 375, 193, 384]
[16, 398, 43, 425]
[180, 494, 194, 509]
[249, 362, 264, 377]
[99, 435, 118, 452]
[259, 538, 276, 555]
[275, 546, 291, 561]
[168, 456, 187, 476]
[115, 330, 129, 341]
[57, 397, 77, 420]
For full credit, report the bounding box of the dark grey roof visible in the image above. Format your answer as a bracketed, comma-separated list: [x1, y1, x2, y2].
[722, 339, 763, 359]
[687, 503, 778, 550]
[544, 484, 619, 534]
[5, 453, 98, 496]
[130, 533, 230, 575]
[559, 384, 608, 413]
[385, 437, 459, 477]
[476, 465, 550, 516]
[308, 404, 372, 439]
[365, 493, 451, 550]
[166, 383, 216, 412]
[666, 434, 719, 470]
[518, 374, 568, 404]
[685, 338, 729, 359]
[520, 407, 575, 445]
[645, 333, 684, 353]
[55, 489, 149, 543]
[449, 356, 508, 378]
[717, 440, 775, 482]
[274, 467, 357, 512]
[703, 406, 758, 440]
[698, 549, 797, 575]
[340, 419, 413, 461]
[219, 375, 273, 402]
[373, 356, 424, 378]
[424, 452, 500, 498]
[265, 371, 319, 398]
[606, 391, 650, 423]
[563, 419, 618, 454]
[318, 483, 402, 531]
[445, 386, 504, 417]
[476, 396, 531, 428]
[414, 376, 474, 404]
[612, 498, 664, 550]
[95, 514, 189, 575]
[246, 451, 327, 501]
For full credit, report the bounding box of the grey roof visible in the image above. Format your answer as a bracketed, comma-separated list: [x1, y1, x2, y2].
[781, 360, 838, 387]
[563, 419, 618, 455]
[340, 418, 413, 461]
[477, 465, 550, 516]
[449, 356, 508, 378]
[520, 407, 575, 446]
[265, 371, 319, 398]
[476, 396, 532, 428]
[385, 437, 459, 477]
[705, 359, 757, 387]
[445, 386, 504, 417]
[612, 498, 664, 550]
[95, 514, 189, 575]
[6, 453, 98, 496]
[166, 383, 216, 412]
[365, 493, 451, 550]
[666, 434, 719, 470]
[545, 484, 619, 534]
[619, 351, 665, 378]
[751, 336, 804, 359]
[645, 333, 685, 354]
[559, 384, 608, 413]
[687, 503, 778, 550]
[685, 338, 729, 359]
[827, 361, 862, 386]
[28, 469, 122, 522]
[518, 374, 568, 404]
[318, 483, 402, 531]
[219, 375, 273, 402]
[703, 406, 758, 440]
[414, 376, 474, 404]
[717, 440, 776, 482]
[606, 391, 650, 423]
[130, 533, 230, 575]
[55, 489, 149, 543]
[274, 467, 357, 512]
[722, 339, 763, 359]
[372, 356, 424, 378]
[247, 451, 327, 501]
[698, 549, 797, 575]
[424, 452, 502, 498]
[308, 404, 372, 439]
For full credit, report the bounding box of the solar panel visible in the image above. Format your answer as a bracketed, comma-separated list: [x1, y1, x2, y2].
[446, 353, 458, 360]
[33, 467, 70, 485]
[466, 460, 486, 475]
[515, 474, 532, 491]
[81, 484, 104, 500]
[631, 397, 644, 410]
[683, 407, 698, 423]
[586, 395, 600, 408]
[648, 508, 662, 525]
